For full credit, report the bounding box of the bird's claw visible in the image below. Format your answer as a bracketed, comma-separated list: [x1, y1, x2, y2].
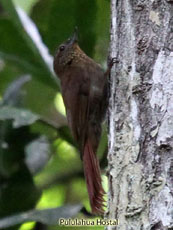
[109, 57, 119, 68]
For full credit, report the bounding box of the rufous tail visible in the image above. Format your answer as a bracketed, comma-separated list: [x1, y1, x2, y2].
[83, 138, 105, 215]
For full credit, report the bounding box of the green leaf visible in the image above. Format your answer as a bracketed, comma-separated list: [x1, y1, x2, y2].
[0, 19, 42, 74]
[31, 0, 97, 57]
[0, 62, 26, 98]
[0, 0, 59, 89]
[0, 205, 82, 228]
[74, 0, 97, 57]
[2, 75, 31, 106]
[94, 0, 110, 63]
[12, 0, 37, 13]
[31, 0, 110, 63]
[0, 1, 66, 127]
[0, 106, 39, 128]
[31, 0, 76, 54]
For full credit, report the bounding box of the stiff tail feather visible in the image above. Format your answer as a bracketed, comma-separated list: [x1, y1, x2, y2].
[83, 138, 105, 215]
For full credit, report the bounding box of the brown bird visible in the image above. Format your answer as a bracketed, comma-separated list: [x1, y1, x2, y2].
[53, 29, 114, 215]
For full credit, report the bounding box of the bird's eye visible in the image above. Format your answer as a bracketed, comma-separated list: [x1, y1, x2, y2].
[59, 45, 65, 51]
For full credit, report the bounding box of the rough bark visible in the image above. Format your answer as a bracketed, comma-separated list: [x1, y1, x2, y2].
[107, 0, 173, 230]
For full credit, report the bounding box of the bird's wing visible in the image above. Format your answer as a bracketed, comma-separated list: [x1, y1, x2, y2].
[62, 65, 106, 214]
[62, 63, 105, 152]
[61, 66, 90, 154]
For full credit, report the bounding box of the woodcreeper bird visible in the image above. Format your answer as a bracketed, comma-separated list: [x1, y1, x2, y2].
[53, 29, 114, 215]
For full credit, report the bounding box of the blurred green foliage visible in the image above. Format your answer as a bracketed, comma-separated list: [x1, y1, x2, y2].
[0, 0, 110, 229]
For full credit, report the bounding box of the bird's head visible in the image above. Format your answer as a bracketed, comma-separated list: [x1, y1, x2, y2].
[53, 27, 82, 75]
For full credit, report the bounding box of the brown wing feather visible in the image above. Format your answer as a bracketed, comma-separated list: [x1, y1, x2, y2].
[61, 64, 106, 214]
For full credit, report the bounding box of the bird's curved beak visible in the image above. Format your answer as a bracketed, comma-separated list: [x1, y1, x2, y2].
[70, 27, 78, 44]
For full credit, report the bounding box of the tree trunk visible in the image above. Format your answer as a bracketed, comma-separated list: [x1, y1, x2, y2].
[107, 0, 173, 229]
